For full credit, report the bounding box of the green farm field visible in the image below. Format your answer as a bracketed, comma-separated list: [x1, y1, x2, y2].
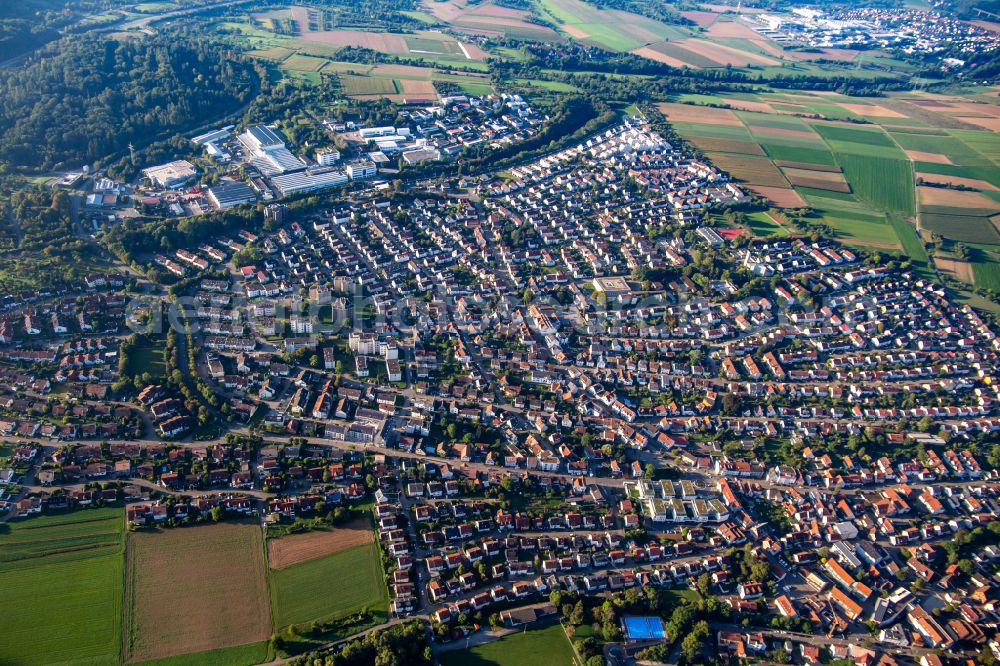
[268, 541, 388, 629]
[340, 75, 398, 96]
[836, 154, 914, 216]
[0, 509, 125, 666]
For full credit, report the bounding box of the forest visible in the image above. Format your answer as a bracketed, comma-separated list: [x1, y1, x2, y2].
[0, 35, 258, 171]
[0, 19, 59, 61]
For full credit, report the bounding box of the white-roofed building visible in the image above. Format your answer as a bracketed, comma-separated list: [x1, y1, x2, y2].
[269, 169, 348, 196]
[238, 125, 306, 175]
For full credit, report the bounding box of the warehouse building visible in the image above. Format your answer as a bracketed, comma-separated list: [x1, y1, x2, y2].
[207, 179, 257, 209]
[238, 125, 305, 175]
[269, 169, 348, 197]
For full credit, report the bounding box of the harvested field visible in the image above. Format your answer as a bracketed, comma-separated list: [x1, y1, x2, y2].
[786, 176, 851, 192]
[463, 42, 490, 59]
[400, 79, 439, 97]
[657, 103, 743, 126]
[296, 29, 409, 53]
[125, 523, 271, 663]
[372, 63, 434, 78]
[688, 136, 765, 155]
[915, 172, 998, 191]
[905, 150, 953, 164]
[268, 519, 374, 570]
[934, 256, 975, 283]
[247, 46, 295, 61]
[643, 41, 717, 67]
[707, 153, 788, 187]
[838, 103, 906, 118]
[722, 98, 778, 113]
[773, 160, 842, 172]
[632, 47, 689, 67]
[782, 167, 848, 183]
[971, 19, 1000, 33]
[918, 186, 998, 209]
[562, 24, 589, 39]
[748, 125, 818, 139]
[681, 10, 718, 26]
[705, 21, 762, 38]
[281, 54, 327, 72]
[674, 38, 780, 66]
[956, 115, 1000, 131]
[944, 102, 1000, 117]
[747, 185, 807, 207]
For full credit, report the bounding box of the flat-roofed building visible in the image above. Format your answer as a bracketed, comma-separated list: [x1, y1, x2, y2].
[143, 160, 197, 189]
[347, 161, 377, 180]
[207, 180, 257, 209]
[238, 125, 305, 175]
[269, 169, 348, 197]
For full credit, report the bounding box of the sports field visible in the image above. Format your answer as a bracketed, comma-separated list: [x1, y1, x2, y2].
[0, 509, 125, 666]
[439, 623, 578, 666]
[125, 523, 272, 663]
[268, 541, 388, 629]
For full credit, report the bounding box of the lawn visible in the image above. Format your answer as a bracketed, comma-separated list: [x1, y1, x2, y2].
[0, 509, 125, 666]
[126, 334, 166, 381]
[746, 211, 789, 237]
[268, 541, 388, 629]
[439, 623, 578, 666]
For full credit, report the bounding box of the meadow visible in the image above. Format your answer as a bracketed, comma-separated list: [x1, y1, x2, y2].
[0, 509, 125, 666]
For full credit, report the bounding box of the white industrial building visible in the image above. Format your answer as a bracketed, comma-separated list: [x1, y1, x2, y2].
[269, 169, 348, 197]
[238, 125, 305, 175]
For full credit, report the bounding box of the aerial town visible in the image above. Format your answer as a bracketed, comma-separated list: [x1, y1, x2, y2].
[2, 111, 1000, 666]
[748, 6, 1000, 65]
